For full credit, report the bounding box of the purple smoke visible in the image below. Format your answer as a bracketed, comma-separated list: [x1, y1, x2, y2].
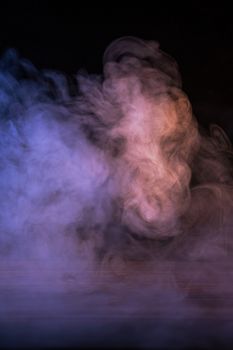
[0, 37, 233, 348]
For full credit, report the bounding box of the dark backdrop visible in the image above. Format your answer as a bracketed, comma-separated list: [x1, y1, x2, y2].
[1, 2, 233, 138]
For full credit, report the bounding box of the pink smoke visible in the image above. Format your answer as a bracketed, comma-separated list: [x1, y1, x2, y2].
[0, 37, 233, 348]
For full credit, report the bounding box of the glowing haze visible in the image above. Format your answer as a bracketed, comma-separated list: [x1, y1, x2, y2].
[1, 37, 233, 348]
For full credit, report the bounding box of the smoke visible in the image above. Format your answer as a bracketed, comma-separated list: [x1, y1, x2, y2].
[1, 37, 233, 348]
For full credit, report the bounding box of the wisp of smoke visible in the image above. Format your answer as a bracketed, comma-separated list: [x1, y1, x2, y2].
[1, 37, 233, 349]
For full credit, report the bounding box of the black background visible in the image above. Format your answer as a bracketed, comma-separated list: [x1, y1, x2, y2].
[1, 2, 233, 138]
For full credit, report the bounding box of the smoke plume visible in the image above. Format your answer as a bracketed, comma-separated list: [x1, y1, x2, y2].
[0, 37, 233, 348]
